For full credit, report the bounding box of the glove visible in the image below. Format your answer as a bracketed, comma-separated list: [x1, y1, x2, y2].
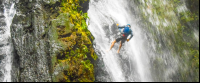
[116, 24, 119, 26]
[127, 39, 130, 42]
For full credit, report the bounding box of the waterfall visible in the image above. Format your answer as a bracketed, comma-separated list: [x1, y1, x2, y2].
[87, 0, 198, 82]
[87, 0, 152, 82]
[0, 0, 197, 82]
[0, 0, 16, 82]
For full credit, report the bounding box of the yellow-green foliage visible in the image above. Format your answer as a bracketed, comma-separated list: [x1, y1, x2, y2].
[51, 0, 97, 82]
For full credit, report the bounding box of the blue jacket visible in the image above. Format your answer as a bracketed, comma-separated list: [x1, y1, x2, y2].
[118, 25, 133, 40]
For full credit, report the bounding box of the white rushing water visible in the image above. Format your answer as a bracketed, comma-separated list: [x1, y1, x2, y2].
[0, 1, 16, 82]
[87, 0, 152, 82]
[86, 0, 196, 82]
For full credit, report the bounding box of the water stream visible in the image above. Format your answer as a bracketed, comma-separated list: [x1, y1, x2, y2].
[87, 0, 196, 82]
[87, 0, 153, 82]
[0, 0, 16, 82]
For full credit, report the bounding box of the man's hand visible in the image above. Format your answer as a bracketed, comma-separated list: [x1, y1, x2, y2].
[117, 24, 119, 26]
[127, 39, 130, 42]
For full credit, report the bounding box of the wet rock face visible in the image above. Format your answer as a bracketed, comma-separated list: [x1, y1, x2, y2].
[79, 0, 89, 13]
[11, 0, 60, 82]
[10, 0, 95, 82]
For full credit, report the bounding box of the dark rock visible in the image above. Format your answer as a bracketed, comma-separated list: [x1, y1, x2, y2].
[11, 0, 61, 82]
[0, 54, 5, 63]
[0, 71, 4, 81]
[0, 14, 4, 18]
[79, 0, 89, 13]
[0, 18, 6, 26]
[0, 44, 4, 47]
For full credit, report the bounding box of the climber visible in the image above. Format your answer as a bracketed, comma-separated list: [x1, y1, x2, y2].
[108, 24, 133, 53]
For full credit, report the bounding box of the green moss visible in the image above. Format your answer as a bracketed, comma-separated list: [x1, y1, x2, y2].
[50, 0, 97, 82]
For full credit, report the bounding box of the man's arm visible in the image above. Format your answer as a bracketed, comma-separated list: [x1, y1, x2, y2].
[128, 30, 133, 40]
[117, 24, 126, 33]
[117, 24, 125, 29]
[118, 25, 125, 28]
[118, 25, 126, 29]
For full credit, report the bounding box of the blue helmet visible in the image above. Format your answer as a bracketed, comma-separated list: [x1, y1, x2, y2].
[127, 24, 131, 27]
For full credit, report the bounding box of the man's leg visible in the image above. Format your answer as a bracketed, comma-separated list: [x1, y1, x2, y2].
[117, 41, 122, 53]
[109, 40, 116, 50]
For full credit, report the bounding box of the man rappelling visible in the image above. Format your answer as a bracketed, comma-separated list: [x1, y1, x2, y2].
[108, 24, 133, 53]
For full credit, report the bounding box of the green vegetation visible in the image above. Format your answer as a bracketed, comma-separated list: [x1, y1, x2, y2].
[49, 0, 97, 82]
[136, 0, 199, 82]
